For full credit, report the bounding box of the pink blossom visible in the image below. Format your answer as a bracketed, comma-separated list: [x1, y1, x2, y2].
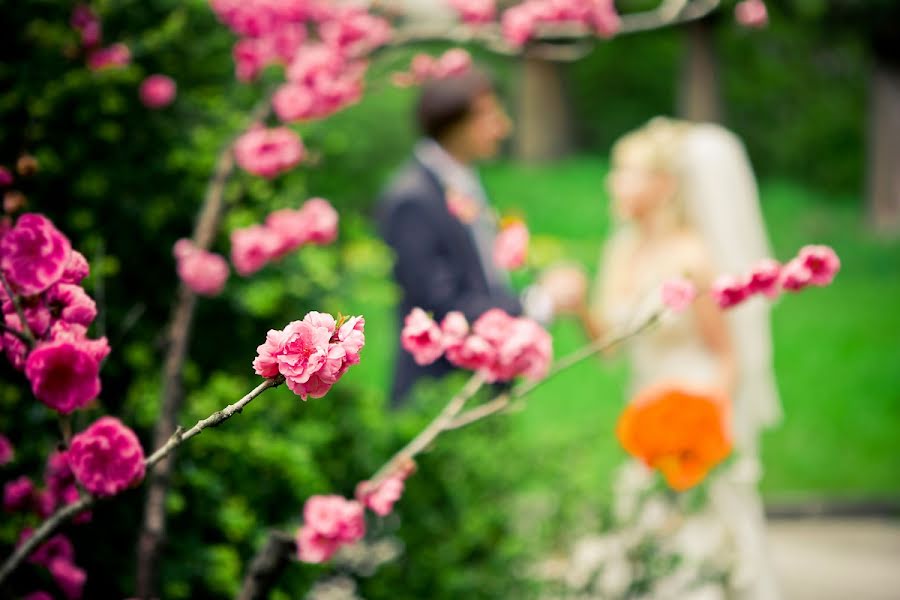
[71, 5, 101, 47]
[471, 309, 552, 382]
[337, 316, 365, 369]
[233, 36, 274, 82]
[172, 239, 229, 296]
[264, 208, 307, 257]
[591, 0, 621, 37]
[394, 49, 472, 87]
[67, 416, 145, 497]
[3, 314, 29, 370]
[34, 489, 55, 518]
[230, 224, 282, 276]
[779, 257, 812, 292]
[253, 328, 288, 378]
[44, 451, 91, 522]
[449, 0, 496, 24]
[48, 558, 86, 600]
[45, 283, 97, 326]
[23, 591, 53, 600]
[445, 334, 495, 372]
[356, 476, 404, 517]
[25, 533, 74, 567]
[60, 250, 90, 285]
[4, 476, 34, 512]
[1, 213, 72, 296]
[661, 278, 696, 313]
[298, 197, 338, 245]
[735, 0, 768, 28]
[296, 494, 365, 563]
[401, 308, 444, 366]
[441, 311, 469, 349]
[233, 126, 304, 178]
[273, 83, 317, 122]
[139, 74, 177, 109]
[0, 166, 13, 186]
[501, 4, 539, 47]
[2, 299, 51, 337]
[47, 321, 110, 365]
[711, 274, 749, 309]
[0, 434, 13, 465]
[493, 221, 529, 271]
[25, 340, 101, 414]
[318, 7, 391, 57]
[86, 43, 131, 70]
[747, 259, 781, 297]
[798, 245, 840, 287]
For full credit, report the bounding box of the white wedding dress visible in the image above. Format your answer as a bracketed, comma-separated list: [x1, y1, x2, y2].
[574, 124, 782, 600]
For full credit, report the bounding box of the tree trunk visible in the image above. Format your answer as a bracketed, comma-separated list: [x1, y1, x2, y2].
[514, 55, 573, 162]
[867, 57, 900, 232]
[678, 19, 722, 123]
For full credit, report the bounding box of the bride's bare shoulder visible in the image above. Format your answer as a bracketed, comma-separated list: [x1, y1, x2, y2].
[671, 230, 715, 273]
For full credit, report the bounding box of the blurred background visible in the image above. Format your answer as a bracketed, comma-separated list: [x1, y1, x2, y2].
[1, 0, 898, 598]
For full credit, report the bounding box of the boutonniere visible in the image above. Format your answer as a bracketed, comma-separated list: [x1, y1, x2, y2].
[445, 188, 481, 224]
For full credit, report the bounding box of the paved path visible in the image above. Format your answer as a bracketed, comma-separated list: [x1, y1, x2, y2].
[768, 518, 900, 600]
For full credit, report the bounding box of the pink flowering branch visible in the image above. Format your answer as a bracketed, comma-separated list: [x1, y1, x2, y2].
[0, 375, 284, 587]
[0, 270, 35, 347]
[135, 91, 273, 597]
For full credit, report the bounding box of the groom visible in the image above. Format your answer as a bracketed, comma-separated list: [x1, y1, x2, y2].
[377, 67, 535, 406]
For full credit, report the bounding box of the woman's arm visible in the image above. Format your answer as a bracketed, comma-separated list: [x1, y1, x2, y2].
[693, 292, 737, 394]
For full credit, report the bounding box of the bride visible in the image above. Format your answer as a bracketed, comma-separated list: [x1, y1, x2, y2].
[566, 118, 782, 599]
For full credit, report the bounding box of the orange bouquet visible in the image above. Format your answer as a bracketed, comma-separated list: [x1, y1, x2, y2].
[616, 384, 732, 491]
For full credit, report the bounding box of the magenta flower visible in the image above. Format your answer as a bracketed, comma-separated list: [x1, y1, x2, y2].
[23, 591, 53, 600]
[47, 321, 110, 365]
[25, 340, 101, 414]
[86, 43, 131, 70]
[3, 476, 34, 512]
[68, 417, 145, 497]
[446, 333, 495, 372]
[48, 558, 86, 600]
[798, 245, 840, 287]
[24, 533, 74, 567]
[747, 259, 782, 298]
[735, 0, 768, 28]
[356, 476, 404, 517]
[779, 258, 813, 292]
[0, 434, 13, 465]
[661, 278, 696, 313]
[60, 250, 90, 285]
[296, 495, 366, 563]
[318, 6, 391, 57]
[440, 311, 469, 350]
[0, 166, 13, 186]
[42, 451, 90, 522]
[173, 239, 229, 296]
[493, 220, 529, 271]
[233, 126, 304, 178]
[711, 274, 749, 309]
[273, 83, 318, 123]
[401, 308, 444, 366]
[0, 213, 72, 296]
[45, 283, 97, 326]
[139, 74, 177, 109]
[230, 224, 282, 276]
[3, 314, 29, 370]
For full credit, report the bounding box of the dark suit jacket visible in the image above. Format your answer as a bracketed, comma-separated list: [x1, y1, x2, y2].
[376, 158, 521, 406]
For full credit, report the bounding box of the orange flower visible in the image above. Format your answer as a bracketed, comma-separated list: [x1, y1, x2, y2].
[616, 384, 732, 491]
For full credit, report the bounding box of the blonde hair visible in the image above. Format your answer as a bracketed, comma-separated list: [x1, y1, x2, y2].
[610, 117, 692, 230]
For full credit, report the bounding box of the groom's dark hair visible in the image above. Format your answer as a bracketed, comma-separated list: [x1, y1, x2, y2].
[416, 68, 494, 142]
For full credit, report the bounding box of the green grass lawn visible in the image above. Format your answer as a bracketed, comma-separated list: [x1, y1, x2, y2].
[343, 155, 900, 508]
[477, 156, 900, 502]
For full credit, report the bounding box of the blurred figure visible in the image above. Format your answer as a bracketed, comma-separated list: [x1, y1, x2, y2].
[377, 66, 560, 406]
[577, 118, 782, 599]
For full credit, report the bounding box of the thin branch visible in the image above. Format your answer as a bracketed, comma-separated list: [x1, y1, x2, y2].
[237, 530, 297, 600]
[0, 322, 33, 345]
[0, 271, 35, 347]
[366, 373, 484, 490]
[0, 376, 282, 588]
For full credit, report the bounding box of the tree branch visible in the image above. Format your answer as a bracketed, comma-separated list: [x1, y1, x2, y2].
[237, 530, 297, 600]
[0, 376, 283, 588]
[135, 92, 273, 599]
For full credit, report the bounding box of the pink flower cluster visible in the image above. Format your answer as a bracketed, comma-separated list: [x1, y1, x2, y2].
[139, 74, 177, 109]
[71, 4, 102, 48]
[295, 494, 365, 563]
[449, 0, 497, 24]
[0, 434, 13, 465]
[72, 3, 131, 72]
[712, 245, 840, 310]
[318, 6, 392, 58]
[355, 460, 415, 518]
[230, 197, 338, 276]
[502, 0, 620, 47]
[661, 277, 696, 313]
[274, 43, 366, 122]
[735, 0, 768, 28]
[233, 126, 305, 178]
[253, 311, 365, 399]
[67, 416, 146, 497]
[392, 49, 473, 88]
[1, 214, 109, 414]
[18, 529, 86, 600]
[4, 449, 93, 526]
[173, 239, 229, 296]
[493, 220, 529, 271]
[401, 307, 552, 383]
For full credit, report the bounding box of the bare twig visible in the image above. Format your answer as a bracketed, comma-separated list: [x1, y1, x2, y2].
[135, 92, 273, 599]
[237, 530, 297, 600]
[0, 376, 282, 588]
[0, 271, 35, 347]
